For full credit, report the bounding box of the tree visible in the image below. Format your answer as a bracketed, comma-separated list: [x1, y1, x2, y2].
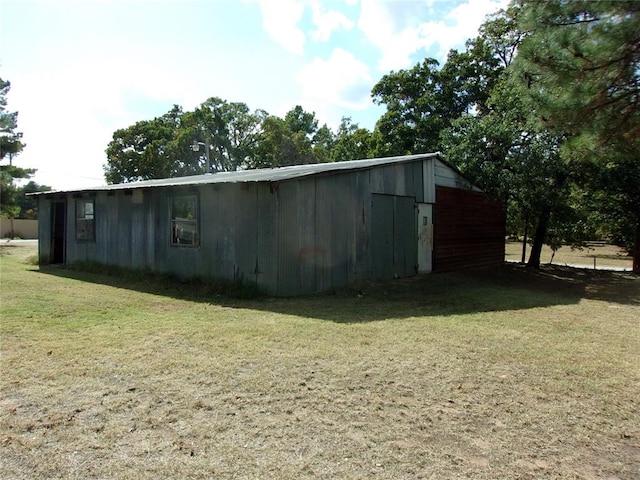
[441, 84, 574, 269]
[190, 98, 266, 172]
[104, 105, 205, 183]
[330, 117, 374, 162]
[253, 115, 313, 167]
[370, 16, 514, 158]
[513, 0, 640, 272]
[371, 58, 444, 156]
[1, 78, 35, 220]
[514, 0, 640, 147]
[15, 180, 51, 219]
[252, 106, 325, 168]
[439, 6, 593, 269]
[0, 78, 25, 164]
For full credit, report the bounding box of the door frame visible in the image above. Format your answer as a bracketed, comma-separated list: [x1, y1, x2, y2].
[416, 203, 433, 273]
[51, 199, 66, 264]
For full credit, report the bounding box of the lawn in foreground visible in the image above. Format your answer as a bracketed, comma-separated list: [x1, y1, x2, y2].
[1, 243, 639, 479]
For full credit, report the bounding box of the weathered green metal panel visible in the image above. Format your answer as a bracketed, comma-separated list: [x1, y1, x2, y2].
[297, 179, 318, 294]
[253, 183, 278, 293]
[37, 197, 52, 264]
[393, 195, 417, 277]
[327, 174, 351, 290]
[351, 170, 372, 282]
[32, 155, 503, 296]
[370, 194, 417, 280]
[276, 181, 300, 295]
[314, 178, 333, 293]
[371, 194, 395, 280]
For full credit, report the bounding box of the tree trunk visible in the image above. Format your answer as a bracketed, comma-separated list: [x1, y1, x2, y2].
[633, 220, 639, 274]
[520, 218, 528, 263]
[526, 207, 551, 269]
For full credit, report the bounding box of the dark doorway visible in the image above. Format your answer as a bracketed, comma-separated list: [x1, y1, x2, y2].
[51, 200, 66, 264]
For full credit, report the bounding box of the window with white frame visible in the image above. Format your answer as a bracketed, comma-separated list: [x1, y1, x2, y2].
[171, 195, 199, 247]
[76, 198, 95, 241]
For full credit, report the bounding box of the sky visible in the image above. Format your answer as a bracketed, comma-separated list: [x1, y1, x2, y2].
[1, 0, 508, 191]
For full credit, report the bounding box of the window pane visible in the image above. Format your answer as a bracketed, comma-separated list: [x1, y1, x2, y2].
[76, 199, 95, 241]
[171, 197, 197, 220]
[84, 201, 94, 219]
[171, 195, 198, 246]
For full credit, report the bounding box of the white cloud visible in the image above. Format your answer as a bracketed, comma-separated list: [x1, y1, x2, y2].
[246, 0, 306, 55]
[296, 47, 373, 125]
[418, 0, 510, 58]
[309, 0, 355, 42]
[358, 0, 508, 71]
[8, 53, 214, 190]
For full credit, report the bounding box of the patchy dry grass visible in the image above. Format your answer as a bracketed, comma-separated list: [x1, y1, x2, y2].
[506, 240, 633, 270]
[1, 242, 639, 479]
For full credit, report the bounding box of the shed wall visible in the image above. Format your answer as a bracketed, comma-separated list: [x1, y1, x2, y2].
[36, 158, 505, 296]
[433, 185, 505, 271]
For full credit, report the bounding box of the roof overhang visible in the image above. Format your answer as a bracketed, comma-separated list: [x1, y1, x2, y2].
[29, 153, 446, 197]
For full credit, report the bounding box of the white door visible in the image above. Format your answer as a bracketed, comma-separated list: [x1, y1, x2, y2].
[417, 203, 433, 273]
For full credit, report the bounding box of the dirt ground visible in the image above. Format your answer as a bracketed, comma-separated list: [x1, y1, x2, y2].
[505, 240, 633, 270]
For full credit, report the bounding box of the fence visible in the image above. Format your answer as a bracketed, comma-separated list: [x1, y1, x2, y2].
[0, 219, 38, 239]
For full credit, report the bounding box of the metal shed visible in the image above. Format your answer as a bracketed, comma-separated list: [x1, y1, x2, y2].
[33, 153, 505, 296]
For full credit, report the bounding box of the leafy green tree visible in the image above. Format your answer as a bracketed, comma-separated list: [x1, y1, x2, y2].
[16, 180, 51, 219]
[252, 106, 325, 167]
[441, 89, 573, 268]
[252, 115, 313, 167]
[513, 0, 640, 271]
[104, 105, 203, 183]
[329, 117, 374, 162]
[371, 58, 444, 156]
[370, 14, 515, 158]
[440, 7, 591, 268]
[190, 97, 266, 172]
[514, 0, 639, 147]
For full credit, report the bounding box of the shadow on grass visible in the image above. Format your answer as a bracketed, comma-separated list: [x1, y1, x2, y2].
[35, 262, 639, 323]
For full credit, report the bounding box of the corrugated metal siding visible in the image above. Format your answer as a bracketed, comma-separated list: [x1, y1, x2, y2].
[434, 159, 478, 191]
[274, 172, 371, 296]
[433, 186, 505, 272]
[37, 197, 52, 263]
[32, 153, 441, 197]
[35, 157, 505, 295]
[370, 194, 417, 279]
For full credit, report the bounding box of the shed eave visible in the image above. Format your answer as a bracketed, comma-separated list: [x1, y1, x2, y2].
[28, 152, 445, 197]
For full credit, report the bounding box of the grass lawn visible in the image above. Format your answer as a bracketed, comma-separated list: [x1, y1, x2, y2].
[1, 242, 639, 479]
[505, 240, 633, 270]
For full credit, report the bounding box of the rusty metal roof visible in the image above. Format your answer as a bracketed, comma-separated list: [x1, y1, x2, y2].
[31, 153, 442, 196]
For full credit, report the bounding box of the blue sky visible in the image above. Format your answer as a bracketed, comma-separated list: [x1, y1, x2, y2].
[1, 0, 507, 190]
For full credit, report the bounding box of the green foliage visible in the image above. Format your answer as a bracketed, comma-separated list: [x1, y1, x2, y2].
[329, 117, 375, 162]
[0, 78, 47, 219]
[513, 0, 640, 270]
[104, 105, 193, 183]
[514, 0, 640, 147]
[251, 111, 317, 168]
[0, 78, 25, 162]
[370, 12, 514, 158]
[104, 102, 375, 182]
[439, 7, 588, 268]
[191, 97, 266, 172]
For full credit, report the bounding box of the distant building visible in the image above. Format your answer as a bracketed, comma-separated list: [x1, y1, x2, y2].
[32, 154, 505, 296]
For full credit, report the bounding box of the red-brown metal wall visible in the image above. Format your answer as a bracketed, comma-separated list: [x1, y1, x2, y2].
[433, 186, 505, 272]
